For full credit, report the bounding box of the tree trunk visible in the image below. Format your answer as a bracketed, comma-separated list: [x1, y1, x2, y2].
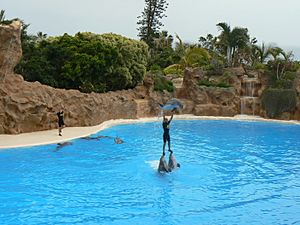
[227, 46, 232, 67]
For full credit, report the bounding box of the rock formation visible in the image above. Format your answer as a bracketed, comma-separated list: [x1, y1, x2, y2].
[177, 68, 240, 116]
[0, 21, 22, 77]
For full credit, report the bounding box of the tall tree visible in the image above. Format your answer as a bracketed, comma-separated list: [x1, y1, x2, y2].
[137, 0, 168, 47]
[216, 22, 250, 67]
[199, 34, 218, 52]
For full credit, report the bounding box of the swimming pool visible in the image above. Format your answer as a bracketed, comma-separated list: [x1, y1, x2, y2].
[0, 120, 299, 225]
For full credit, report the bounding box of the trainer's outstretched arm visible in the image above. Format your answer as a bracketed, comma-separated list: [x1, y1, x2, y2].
[169, 113, 174, 123]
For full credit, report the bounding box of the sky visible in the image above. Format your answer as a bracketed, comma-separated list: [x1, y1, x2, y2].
[2, 0, 300, 58]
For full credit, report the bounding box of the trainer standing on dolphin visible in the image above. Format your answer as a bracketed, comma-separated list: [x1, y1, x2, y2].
[162, 111, 174, 155]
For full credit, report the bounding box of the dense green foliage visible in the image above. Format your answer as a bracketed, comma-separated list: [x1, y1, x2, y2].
[16, 32, 148, 92]
[261, 89, 297, 118]
[163, 64, 183, 76]
[146, 31, 181, 69]
[152, 74, 174, 92]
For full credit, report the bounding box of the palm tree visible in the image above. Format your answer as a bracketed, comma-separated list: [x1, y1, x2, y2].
[36, 31, 47, 42]
[281, 50, 294, 62]
[216, 22, 250, 67]
[0, 10, 6, 24]
[199, 33, 218, 52]
[268, 47, 284, 61]
[174, 33, 190, 59]
[216, 22, 231, 65]
[267, 47, 294, 80]
[252, 43, 271, 64]
[153, 30, 172, 49]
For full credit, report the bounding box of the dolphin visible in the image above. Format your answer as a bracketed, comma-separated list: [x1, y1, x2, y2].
[168, 153, 181, 171]
[159, 98, 184, 111]
[54, 141, 73, 151]
[114, 137, 124, 144]
[81, 135, 112, 140]
[158, 154, 170, 173]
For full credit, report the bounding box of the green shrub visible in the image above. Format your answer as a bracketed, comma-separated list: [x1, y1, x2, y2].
[16, 32, 148, 93]
[273, 79, 293, 89]
[217, 82, 231, 88]
[153, 74, 174, 92]
[270, 71, 297, 89]
[79, 81, 94, 93]
[204, 58, 224, 75]
[283, 71, 297, 81]
[163, 64, 183, 76]
[149, 64, 162, 73]
[182, 47, 211, 68]
[261, 88, 297, 118]
[198, 79, 231, 88]
[252, 62, 267, 71]
[290, 62, 300, 72]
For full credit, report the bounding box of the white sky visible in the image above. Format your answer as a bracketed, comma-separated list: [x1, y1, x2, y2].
[2, 0, 300, 49]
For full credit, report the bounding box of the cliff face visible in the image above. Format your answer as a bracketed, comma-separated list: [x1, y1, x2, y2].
[0, 21, 22, 77]
[177, 68, 240, 116]
[0, 73, 145, 134]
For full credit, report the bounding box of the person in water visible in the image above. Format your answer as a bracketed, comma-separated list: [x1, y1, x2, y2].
[162, 112, 174, 155]
[56, 110, 65, 136]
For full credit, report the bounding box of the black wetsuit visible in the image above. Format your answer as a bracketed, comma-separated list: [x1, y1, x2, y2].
[163, 120, 171, 143]
[57, 111, 64, 127]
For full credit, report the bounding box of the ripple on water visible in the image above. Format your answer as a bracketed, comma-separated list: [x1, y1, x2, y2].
[0, 120, 300, 225]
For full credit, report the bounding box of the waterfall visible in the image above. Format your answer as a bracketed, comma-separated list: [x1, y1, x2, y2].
[240, 77, 260, 115]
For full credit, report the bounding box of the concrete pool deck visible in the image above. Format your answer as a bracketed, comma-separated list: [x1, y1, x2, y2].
[0, 114, 299, 149]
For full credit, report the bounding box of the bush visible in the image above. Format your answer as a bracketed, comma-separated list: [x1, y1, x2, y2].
[204, 58, 224, 75]
[153, 74, 174, 92]
[182, 47, 211, 68]
[163, 64, 183, 76]
[149, 64, 163, 73]
[16, 32, 149, 93]
[273, 79, 294, 89]
[261, 88, 297, 118]
[198, 79, 231, 88]
[283, 71, 297, 81]
[252, 62, 267, 71]
[290, 61, 300, 72]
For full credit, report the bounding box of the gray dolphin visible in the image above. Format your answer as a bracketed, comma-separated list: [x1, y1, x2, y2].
[168, 153, 181, 171]
[54, 141, 73, 151]
[81, 135, 112, 140]
[159, 98, 184, 111]
[114, 137, 124, 144]
[158, 154, 170, 173]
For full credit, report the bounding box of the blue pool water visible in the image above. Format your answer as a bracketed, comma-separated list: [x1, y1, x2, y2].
[0, 120, 300, 225]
